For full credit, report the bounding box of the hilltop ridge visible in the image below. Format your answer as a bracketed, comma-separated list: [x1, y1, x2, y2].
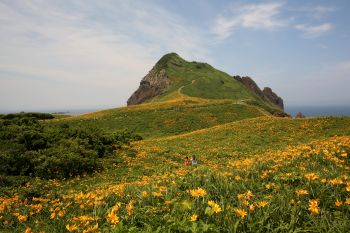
[234, 76, 284, 109]
[127, 53, 285, 115]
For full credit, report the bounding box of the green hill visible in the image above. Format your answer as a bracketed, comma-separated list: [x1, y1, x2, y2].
[128, 53, 283, 115]
[55, 53, 285, 138]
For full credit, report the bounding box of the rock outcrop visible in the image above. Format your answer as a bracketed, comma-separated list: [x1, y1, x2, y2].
[262, 87, 284, 110]
[127, 67, 169, 106]
[240, 76, 265, 99]
[295, 112, 305, 118]
[234, 75, 284, 110]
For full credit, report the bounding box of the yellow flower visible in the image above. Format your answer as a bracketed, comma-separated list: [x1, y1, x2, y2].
[237, 194, 245, 201]
[152, 191, 163, 197]
[246, 190, 254, 199]
[308, 199, 320, 215]
[86, 223, 99, 231]
[335, 199, 342, 207]
[208, 200, 216, 207]
[295, 189, 309, 196]
[345, 199, 350, 205]
[208, 200, 222, 213]
[189, 188, 207, 198]
[304, 173, 319, 181]
[257, 201, 269, 208]
[112, 202, 122, 213]
[50, 212, 56, 220]
[106, 211, 120, 224]
[212, 205, 222, 213]
[66, 224, 78, 232]
[141, 191, 148, 198]
[24, 227, 32, 233]
[346, 186, 350, 192]
[72, 215, 96, 222]
[242, 200, 249, 206]
[234, 208, 247, 219]
[126, 200, 135, 216]
[58, 211, 64, 218]
[238, 190, 254, 202]
[17, 214, 28, 222]
[249, 204, 255, 211]
[190, 214, 198, 222]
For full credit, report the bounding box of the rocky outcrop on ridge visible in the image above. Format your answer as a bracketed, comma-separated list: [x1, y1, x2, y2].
[234, 75, 284, 110]
[262, 87, 284, 110]
[240, 76, 265, 99]
[127, 67, 169, 106]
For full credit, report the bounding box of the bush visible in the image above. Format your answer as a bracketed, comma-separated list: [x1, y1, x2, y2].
[1, 112, 54, 120]
[0, 116, 142, 180]
[32, 144, 98, 179]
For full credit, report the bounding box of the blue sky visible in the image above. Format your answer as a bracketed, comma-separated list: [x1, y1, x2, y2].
[1, 0, 349, 112]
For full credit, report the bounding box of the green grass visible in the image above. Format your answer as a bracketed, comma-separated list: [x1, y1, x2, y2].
[54, 98, 265, 138]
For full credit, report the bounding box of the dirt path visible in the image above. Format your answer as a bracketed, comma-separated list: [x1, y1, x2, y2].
[177, 79, 197, 97]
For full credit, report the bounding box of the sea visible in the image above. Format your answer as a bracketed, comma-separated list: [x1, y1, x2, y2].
[1, 106, 350, 117]
[285, 106, 350, 117]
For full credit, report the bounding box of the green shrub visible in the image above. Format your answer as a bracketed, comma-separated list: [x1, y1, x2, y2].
[1, 112, 54, 120]
[0, 116, 142, 181]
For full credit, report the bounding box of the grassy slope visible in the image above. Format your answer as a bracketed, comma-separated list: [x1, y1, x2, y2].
[2, 116, 350, 232]
[54, 98, 265, 138]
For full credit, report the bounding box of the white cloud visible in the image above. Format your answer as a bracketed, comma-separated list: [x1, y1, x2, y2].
[295, 23, 332, 38]
[212, 2, 287, 40]
[212, 2, 337, 41]
[0, 0, 210, 110]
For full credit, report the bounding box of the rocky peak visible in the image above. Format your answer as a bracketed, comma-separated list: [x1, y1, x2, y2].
[127, 66, 169, 106]
[126, 53, 185, 106]
[262, 87, 284, 110]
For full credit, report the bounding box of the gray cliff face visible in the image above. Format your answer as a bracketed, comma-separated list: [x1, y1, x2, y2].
[234, 75, 284, 110]
[127, 67, 169, 106]
[240, 76, 265, 99]
[262, 87, 284, 110]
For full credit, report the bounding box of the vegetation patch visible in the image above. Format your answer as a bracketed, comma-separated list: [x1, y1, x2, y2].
[0, 115, 141, 181]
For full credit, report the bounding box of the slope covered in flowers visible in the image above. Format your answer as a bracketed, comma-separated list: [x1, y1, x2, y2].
[1, 117, 350, 232]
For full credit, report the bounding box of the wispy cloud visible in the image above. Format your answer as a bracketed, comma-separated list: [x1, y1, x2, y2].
[295, 23, 332, 38]
[212, 2, 287, 40]
[213, 2, 336, 41]
[0, 0, 210, 110]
